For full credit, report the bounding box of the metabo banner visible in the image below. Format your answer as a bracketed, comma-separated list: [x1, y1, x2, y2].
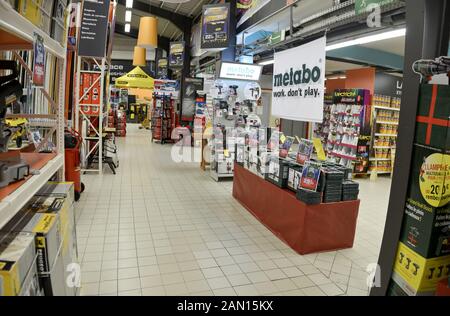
[272, 37, 326, 122]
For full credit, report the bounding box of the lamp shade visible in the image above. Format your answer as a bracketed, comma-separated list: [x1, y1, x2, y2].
[133, 46, 146, 66]
[137, 17, 158, 49]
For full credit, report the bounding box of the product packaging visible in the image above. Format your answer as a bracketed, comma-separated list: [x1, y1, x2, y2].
[287, 163, 302, 192]
[0, 232, 41, 296]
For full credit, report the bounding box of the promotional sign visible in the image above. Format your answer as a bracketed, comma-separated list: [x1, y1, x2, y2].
[169, 42, 185, 68]
[157, 58, 168, 79]
[272, 37, 326, 123]
[201, 3, 230, 50]
[375, 72, 403, 97]
[219, 62, 262, 81]
[300, 161, 322, 192]
[269, 30, 286, 46]
[297, 138, 314, 165]
[78, 0, 110, 58]
[33, 32, 45, 87]
[355, 0, 395, 15]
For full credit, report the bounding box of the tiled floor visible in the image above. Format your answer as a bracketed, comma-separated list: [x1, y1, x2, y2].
[76, 125, 391, 296]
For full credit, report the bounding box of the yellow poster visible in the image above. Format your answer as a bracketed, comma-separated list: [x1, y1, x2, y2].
[313, 138, 326, 161]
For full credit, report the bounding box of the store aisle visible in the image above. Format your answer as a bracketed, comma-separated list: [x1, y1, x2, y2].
[75, 125, 391, 296]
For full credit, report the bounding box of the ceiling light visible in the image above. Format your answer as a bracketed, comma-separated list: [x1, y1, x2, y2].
[258, 59, 274, 66]
[125, 23, 131, 33]
[126, 0, 133, 8]
[326, 28, 406, 51]
[125, 10, 132, 22]
[137, 17, 158, 49]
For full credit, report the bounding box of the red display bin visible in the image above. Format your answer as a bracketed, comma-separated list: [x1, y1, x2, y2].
[232, 164, 360, 255]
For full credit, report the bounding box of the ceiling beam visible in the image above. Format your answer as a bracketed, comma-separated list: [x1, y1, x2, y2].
[115, 22, 170, 52]
[116, 0, 192, 31]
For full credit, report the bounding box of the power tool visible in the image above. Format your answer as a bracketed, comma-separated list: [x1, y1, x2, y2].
[0, 60, 30, 187]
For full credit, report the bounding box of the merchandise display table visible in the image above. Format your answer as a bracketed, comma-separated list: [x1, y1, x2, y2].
[233, 163, 360, 254]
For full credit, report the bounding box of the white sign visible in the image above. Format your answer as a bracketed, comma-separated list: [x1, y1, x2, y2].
[272, 37, 326, 122]
[219, 62, 262, 81]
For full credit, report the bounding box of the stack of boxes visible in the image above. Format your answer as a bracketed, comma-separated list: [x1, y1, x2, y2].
[0, 182, 78, 296]
[321, 168, 345, 203]
[79, 72, 101, 116]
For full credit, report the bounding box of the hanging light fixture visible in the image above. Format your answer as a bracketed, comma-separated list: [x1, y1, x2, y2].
[137, 17, 158, 49]
[133, 46, 147, 66]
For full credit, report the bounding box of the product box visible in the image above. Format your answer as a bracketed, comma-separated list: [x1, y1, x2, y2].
[0, 232, 38, 296]
[392, 242, 450, 296]
[17, 212, 66, 296]
[35, 182, 78, 296]
[265, 156, 290, 188]
[79, 73, 92, 106]
[287, 163, 302, 192]
[415, 84, 450, 150]
[399, 144, 450, 258]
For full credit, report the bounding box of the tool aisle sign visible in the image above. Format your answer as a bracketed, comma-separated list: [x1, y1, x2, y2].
[271, 37, 326, 123]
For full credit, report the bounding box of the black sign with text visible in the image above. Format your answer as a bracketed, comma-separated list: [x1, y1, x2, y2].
[201, 3, 230, 50]
[78, 0, 110, 58]
[375, 72, 403, 97]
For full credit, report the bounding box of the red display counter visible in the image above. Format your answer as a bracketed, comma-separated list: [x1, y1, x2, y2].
[232, 164, 360, 255]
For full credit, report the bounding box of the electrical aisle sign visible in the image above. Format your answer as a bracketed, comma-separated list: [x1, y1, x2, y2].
[78, 0, 110, 58]
[219, 62, 262, 81]
[272, 37, 326, 123]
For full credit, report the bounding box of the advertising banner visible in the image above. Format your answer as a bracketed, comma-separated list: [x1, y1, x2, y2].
[355, 0, 395, 15]
[33, 32, 45, 87]
[157, 58, 168, 79]
[201, 3, 230, 50]
[169, 42, 185, 68]
[272, 37, 326, 122]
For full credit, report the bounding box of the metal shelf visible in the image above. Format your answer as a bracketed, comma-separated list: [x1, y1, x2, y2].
[0, 1, 65, 59]
[376, 121, 399, 125]
[375, 133, 397, 137]
[373, 146, 393, 149]
[370, 158, 391, 161]
[373, 106, 401, 111]
[0, 154, 64, 229]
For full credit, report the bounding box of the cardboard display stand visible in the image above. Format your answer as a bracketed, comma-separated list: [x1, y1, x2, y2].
[233, 163, 360, 254]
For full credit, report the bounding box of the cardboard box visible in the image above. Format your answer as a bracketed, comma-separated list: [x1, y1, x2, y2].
[392, 242, 450, 296]
[0, 232, 38, 296]
[415, 84, 450, 150]
[35, 182, 78, 296]
[79, 73, 92, 106]
[399, 144, 450, 258]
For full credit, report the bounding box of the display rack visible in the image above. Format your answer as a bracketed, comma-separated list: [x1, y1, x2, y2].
[151, 93, 175, 144]
[74, 57, 108, 173]
[369, 95, 401, 176]
[0, 1, 66, 230]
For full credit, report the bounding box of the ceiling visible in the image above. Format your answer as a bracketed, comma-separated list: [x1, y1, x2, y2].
[325, 60, 365, 75]
[116, 0, 211, 41]
[360, 36, 406, 56]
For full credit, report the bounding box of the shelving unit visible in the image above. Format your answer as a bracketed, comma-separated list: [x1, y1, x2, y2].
[369, 95, 401, 176]
[0, 1, 66, 229]
[74, 58, 108, 173]
[151, 93, 175, 144]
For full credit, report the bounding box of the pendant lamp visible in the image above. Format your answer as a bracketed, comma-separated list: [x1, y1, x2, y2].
[137, 17, 158, 49]
[133, 46, 146, 66]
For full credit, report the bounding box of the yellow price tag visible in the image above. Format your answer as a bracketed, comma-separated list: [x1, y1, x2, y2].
[224, 149, 230, 157]
[280, 134, 286, 144]
[313, 138, 326, 161]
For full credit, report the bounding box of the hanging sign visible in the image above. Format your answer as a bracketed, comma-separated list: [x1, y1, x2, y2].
[157, 58, 168, 79]
[272, 37, 326, 123]
[201, 3, 231, 50]
[169, 42, 185, 68]
[78, 0, 110, 58]
[355, 0, 395, 15]
[33, 32, 45, 87]
[219, 62, 262, 81]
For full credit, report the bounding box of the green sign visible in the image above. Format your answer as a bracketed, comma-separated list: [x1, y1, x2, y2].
[355, 0, 395, 15]
[269, 31, 285, 46]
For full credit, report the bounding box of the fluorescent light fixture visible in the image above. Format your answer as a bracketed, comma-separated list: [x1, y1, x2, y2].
[339, 76, 347, 79]
[258, 59, 274, 66]
[326, 28, 406, 51]
[125, 23, 131, 33]
[125, 10, 132, 22]
[126, 0, 133, 8]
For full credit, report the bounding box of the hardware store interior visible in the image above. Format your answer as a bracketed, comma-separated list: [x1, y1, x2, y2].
[0, 0, 449, 297]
